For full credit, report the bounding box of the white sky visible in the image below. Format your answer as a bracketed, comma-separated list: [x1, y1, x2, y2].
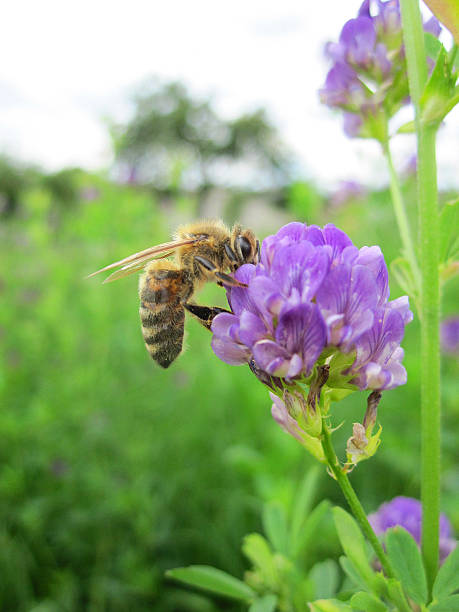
[1, 0, 458, 191]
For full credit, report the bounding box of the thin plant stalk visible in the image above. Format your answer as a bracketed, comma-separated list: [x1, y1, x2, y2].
[382, 139, 421, 298]
[400, 0, 441, 593]
[320, 422, 394, 579]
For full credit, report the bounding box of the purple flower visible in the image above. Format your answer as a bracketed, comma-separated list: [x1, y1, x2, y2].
[343, 113, 364, 137]
[319, 63, 367, 109]
[441, 317, 459, 354]
[211, 222, 412, 392]
[320, 0, 441, 140]
[369, 496, 457, 563]
[329, 180, 367, 208]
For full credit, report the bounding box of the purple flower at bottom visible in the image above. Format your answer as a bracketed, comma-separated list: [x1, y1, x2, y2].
[211, 222, 412, 392]
[368, 496, 457, 563]
[441, 317, 459, 354]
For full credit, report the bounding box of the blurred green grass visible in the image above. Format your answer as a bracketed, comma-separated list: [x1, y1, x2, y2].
[0, 175, 458, 611]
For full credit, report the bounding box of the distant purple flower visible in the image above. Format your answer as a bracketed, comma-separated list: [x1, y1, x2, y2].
[369, 496, 457, 563]
[343, 112, 364, 138]
[320, 0, 441, 139]
[211, 222, 412, 391]
[441, 317, 459, 354]
[80, 186, 100, 202]
[330, 180, 367, 208]
[424, 15, 442, 37]
[403, 154, 417, 176]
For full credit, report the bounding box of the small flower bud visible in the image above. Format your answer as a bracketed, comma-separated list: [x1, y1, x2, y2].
[345, 390, 382, 469]
[270, 392, 325, 463]
[284, 387, 322, 438]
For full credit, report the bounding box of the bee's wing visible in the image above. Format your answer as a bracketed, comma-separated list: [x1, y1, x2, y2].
[102, 251, 175, 283]
[87, 238, 199, 281]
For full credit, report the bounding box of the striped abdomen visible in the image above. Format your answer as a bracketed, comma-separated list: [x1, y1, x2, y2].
[139, 264, 192, 368]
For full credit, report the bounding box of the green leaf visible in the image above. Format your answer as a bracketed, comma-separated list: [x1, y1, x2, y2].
[420, 46, 458, 126]
[242, 533, 278, 588]
[423, 1, 459, 45]
[385, 578, 411, 612]
[166, 565, 255, 601]
[332, 507, 375, 588]
[433, 542, 459, 599]
[350, 591, 388, 612]
[289, 468, 320, 552]
[429, 594, 459, 611]
[339, 556, 369, 592]
[309, 560, 339, 600]
[309, 599, 353, 611]
[242, 533, 273, 570]
[425, 32, 444, 61]
[386, 527, 428, 605]
[249, 594, 278, 612]
[262, 502, 290, 555]
[292, 499, 331, 558]
[397, 120, 416, 134]
[439, 198, 459, 262]
[327, 350, 357, 389]
[391, 257, 418, 299]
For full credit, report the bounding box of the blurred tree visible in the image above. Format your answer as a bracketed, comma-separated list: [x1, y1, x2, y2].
[109, 80, 292, 196]
[0, 156, 34, 218]
[40, 167, 85, 230]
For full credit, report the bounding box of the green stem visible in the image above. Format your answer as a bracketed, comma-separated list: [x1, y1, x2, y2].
[382, 139, 421, 297]
[400, 0, 441, 594]
[320, 424, 394, 579]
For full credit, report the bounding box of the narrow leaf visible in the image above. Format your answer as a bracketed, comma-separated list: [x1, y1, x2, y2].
[386, 578, 411, 612]
[386, 527, 428, 604]
[425, 32, 443, 60]
[309, 559, 339, 600]
[429, 594, 459, 611]
[350, 591, 388, 612]
[433, 543, 459, 599]
[292, 499, 331, 558]
[242, 533, 278, 588]
[397, 120, 416, 134]
[420, 46, 455, 126]
[439, 198, 459, 262]
[391, 257, 418, 298]
[309, 599, 353, 611]
[249, 594, 278, 612]
[339, 556, 368, 592]
[166, 565, 255, 601]
[262, 502, 290, 555]
[290, 467, 320, 550]
[332, 507, 375, 588]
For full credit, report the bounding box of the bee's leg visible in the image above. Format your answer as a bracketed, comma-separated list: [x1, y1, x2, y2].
[224, 242, 239, 271]
[184, 303, 232, 331]
[194, 256, 248, 288]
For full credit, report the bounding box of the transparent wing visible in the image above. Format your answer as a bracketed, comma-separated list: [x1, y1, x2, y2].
[102, 251, 175, 283]
[87, 237, 199, 282]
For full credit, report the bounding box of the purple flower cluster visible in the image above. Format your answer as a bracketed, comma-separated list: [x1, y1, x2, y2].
[211, 222, 412, 391]
[369, 496, 457, 563]
[319, 0, 441, 138]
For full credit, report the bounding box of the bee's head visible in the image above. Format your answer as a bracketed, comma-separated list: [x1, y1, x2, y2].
[227, 226, 260, 271]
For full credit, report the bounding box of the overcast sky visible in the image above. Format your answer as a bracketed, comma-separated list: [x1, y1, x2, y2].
[1, 0, 457, 191]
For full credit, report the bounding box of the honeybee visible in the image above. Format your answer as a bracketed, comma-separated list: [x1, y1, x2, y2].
[89, 220, 259, 368]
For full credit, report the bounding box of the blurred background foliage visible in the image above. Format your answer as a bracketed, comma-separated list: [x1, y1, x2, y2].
[0, 78, 458, 611]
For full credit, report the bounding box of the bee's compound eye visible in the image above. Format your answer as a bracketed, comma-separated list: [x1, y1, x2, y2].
[236, 236, 252, 261]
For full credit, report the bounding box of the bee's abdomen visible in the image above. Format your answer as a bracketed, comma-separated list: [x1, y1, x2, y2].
[139, 266, 190, 368]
